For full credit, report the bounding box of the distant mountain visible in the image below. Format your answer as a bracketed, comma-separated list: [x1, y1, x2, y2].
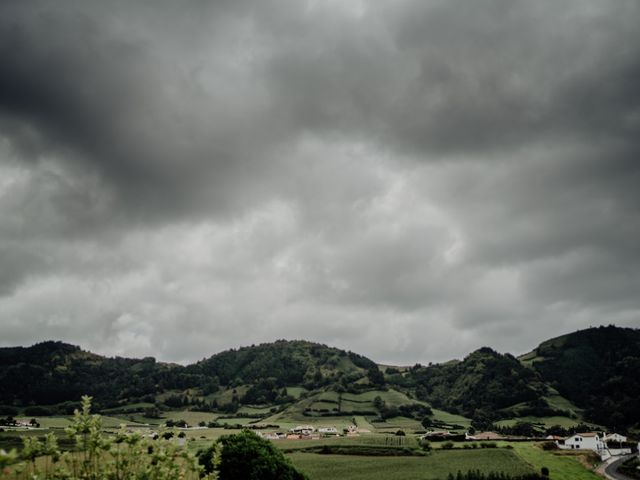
[520, 325, 640, 430]
[1, 326, 638, 431]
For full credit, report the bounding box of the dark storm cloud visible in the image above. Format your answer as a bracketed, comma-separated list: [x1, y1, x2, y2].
[0, 0, 639, 364]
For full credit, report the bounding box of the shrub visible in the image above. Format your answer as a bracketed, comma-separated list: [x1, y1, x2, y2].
[10, 396, 203, 480]
[23, 406, 52, 416]
[217, 430, 308, 480]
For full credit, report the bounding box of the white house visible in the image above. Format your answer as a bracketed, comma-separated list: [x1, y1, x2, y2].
[556, 432, 605, 453]
[290, 425, 315, 435]
[318, 426, 338, 435]
[603, 433, 627, 444]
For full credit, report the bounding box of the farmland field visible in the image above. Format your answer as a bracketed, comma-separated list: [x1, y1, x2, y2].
[288, 448, 534, 480]
[495, 416, 583, 429]
[510, 443, 601, 480]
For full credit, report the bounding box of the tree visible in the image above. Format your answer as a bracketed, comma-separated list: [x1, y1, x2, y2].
[367, 367, 385, 387]
[421, 416, 432, 429]
[217, 430, 308, 480]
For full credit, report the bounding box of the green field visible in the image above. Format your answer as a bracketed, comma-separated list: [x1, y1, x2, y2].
[430, 409, 472, 429]
[496, 416, 583, 429]
[14, 415, 147, 429]
[160, 410, 219, 425]
[288, 449, 534, 480]
[510, 443, 601, 480]
[285, 387, 309, 399]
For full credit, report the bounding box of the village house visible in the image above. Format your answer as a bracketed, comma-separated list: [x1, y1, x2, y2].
[555, 432, 632, 460]
[290, 425, 315, 435]
[556, 432, 605, 452]
[318, 426, 338, 435]
[603, 433, 627, 444]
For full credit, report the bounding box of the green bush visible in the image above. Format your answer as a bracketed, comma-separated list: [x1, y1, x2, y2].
[8, 396, 204, 480]
[217, 430, 308, 480]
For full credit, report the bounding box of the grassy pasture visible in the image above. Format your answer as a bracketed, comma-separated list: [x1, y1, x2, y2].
[288, 448, 534, 480]
[285, 387, 308, 399]
[510, 442, 601, 480]
[160, 410, 219, 425]
[374, 416, 422, 432]
[430, 409, 472, 428]
[277, 434, 420, 453]
[237, 405, 273, 415]
[13, 415, 147, 429]
[495, 415, 591, 429]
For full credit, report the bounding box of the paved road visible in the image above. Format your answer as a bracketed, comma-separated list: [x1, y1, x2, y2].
[604, 454, 636, 480]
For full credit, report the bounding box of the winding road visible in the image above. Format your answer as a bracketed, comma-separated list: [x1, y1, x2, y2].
[603, 454, 636, 480]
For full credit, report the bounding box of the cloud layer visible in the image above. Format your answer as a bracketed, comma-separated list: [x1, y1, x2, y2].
[1, 0, 639, 364]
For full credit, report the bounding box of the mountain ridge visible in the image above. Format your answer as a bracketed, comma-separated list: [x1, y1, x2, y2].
[1, 326, 638, 431]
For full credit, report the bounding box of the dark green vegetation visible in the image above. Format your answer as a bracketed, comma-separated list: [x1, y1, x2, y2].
[0, 341, 200, 409]
[1, 326, 638, 431]
[618, 456, 640, 479]
[521, 325, 640, 430]
[217, 430, 308, 480]
[405, 348, 545, 422]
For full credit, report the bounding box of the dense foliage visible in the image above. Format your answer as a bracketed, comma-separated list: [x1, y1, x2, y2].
[528, 325, 640, 429]
[1, 327, 638, 430]
[408, 348, 543, 419]
[0, 340, 377, 409]
[0, 342, 207, 408]
[217, 430, 308, 480]
[191, 340, 376, 390]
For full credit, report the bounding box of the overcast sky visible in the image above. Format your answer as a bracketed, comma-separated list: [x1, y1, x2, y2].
[1, 0, 639, 365]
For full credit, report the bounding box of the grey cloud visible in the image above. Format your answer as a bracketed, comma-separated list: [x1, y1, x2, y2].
[0, 0, 639, 364]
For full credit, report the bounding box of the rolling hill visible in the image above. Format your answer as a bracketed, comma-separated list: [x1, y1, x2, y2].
[519, 325, 640, 430]
[1, 326, 638, 431]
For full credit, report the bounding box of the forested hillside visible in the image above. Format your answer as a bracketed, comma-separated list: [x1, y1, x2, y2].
[522, 325, 640, 430]
[399, 348, 553, 429]
[1, 326, 638, 430]
[0, 341, 203, 409]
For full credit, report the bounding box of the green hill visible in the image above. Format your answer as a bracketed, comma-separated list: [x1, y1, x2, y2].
[1, 326, 638, 431]
[521, 325, 640, 430]
[0, 341, 198, 409]
[404, 347, 548, 424]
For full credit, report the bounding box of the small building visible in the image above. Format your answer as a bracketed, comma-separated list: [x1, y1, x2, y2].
[290, 425, 315, 435]
[556, 432, 605, 452]
[603, 433, 627, 444]
[318, 426, 338, 435]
